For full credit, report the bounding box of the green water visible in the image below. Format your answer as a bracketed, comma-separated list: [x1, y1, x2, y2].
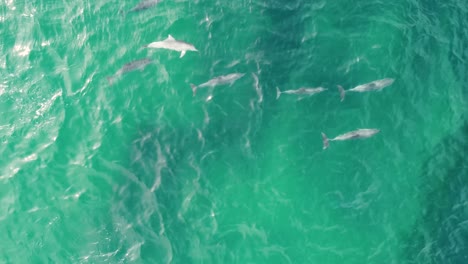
[1, 0, 467, 263]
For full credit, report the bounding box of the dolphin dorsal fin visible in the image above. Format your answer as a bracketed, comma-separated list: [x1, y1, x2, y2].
[167, 34, 175, 40]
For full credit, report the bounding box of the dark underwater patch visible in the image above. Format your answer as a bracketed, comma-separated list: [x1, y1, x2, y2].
[400, 119, 468, 264]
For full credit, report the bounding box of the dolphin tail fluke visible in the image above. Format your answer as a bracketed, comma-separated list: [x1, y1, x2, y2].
[276, 87, 281, 100]
[338, 85, 345, 102]
[190, 84, 197, 96]
[321, 132, 329, 150]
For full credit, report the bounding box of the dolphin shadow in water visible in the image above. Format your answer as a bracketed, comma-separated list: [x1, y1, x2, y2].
[106, 58, 154, 86]
[119, 0, 162, 17]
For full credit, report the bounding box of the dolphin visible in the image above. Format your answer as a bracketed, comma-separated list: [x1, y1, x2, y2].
[276, 86, 327, 99]
[106, 58, 153, 85]
[338, 78, 394, 101]
[120, 0, 162, 16]
[144, 35, 198, 58]
[321, 129, 380, 149]
[190, 73, 245, 96]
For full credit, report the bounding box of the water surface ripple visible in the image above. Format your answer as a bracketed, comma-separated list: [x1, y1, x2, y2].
[0, 0, 466, 263]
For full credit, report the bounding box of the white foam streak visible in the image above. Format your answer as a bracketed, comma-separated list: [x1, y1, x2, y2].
[13, 44, 31, 57]
[252, 72, 263, 104]
[35, 90, 63, 118]
[124, 242, 143, 261]
[150, 141, 167, 193]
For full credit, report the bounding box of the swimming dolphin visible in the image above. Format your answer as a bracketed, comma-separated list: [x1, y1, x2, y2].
[120, 0, 161, 16]
[321, 129, 380, 149]
[190, 73, 245, 96]
[106, 58, 153, 85]
[338, 78, 394, 101]
[144, 35, 198, 58]
[276, 87, 327, 99]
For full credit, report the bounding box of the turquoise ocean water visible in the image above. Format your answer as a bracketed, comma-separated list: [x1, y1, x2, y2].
[1, 0, 467, 263]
